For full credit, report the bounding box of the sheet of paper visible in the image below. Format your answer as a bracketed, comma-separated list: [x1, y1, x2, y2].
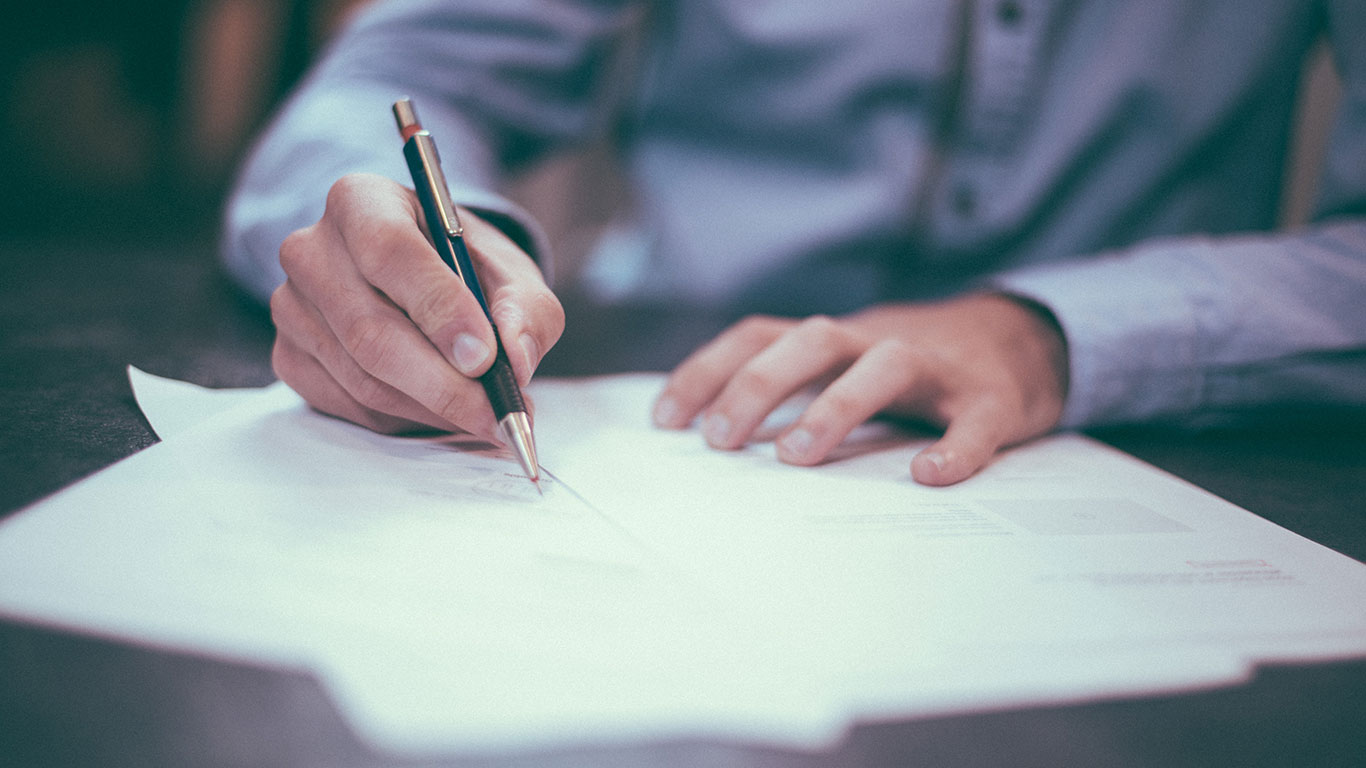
[1, 372, 1363, 756]
[128, 366, 285, 440]
[544, 378, 1366, 662]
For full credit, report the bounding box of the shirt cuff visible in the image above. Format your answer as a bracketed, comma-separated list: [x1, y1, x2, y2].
[989, 244, 1209, 429]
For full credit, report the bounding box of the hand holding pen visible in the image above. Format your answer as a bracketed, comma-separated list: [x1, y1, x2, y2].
[267, 110, 563, 475]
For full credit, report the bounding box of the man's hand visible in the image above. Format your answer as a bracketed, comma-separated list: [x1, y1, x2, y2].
[269, 173, 564, 440]
[652, 294, 1068, 485]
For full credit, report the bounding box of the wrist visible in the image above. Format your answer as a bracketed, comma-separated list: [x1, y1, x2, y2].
[985, 291, 1070, 408]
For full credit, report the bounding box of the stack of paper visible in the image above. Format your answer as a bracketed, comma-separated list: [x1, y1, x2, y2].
[0, 369, 1362, 756]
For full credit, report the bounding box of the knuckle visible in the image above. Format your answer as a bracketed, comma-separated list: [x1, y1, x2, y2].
[342, 314, 399, 372]
[731, 314, 783, 342]
[489, 291, 527, 329]
[796, 314, 842, 345]
[350, 219, 411, 279]
[661, 364, 709, 401]
[730, 365, 779, 400]
[277, 229, 317, 277]
[324, 173, 373, 213]
[529, 289, 566, 341]
[815, 388, 864, 424]
[268, 285, 290, 326]
[975, 393, 1017, 425]
[871, 338, 920, 370]
[310, 326, 345, 367]
[408, 281, 457, 326]
[270, 339, 297, 383]
[268, 284, 308, 336]
[493, 287, 564, 343]
[427, 383, 473, 423]
[347, 370, 396, 413]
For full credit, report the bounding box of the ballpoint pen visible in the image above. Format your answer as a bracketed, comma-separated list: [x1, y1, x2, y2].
[392, 97, 540, 486]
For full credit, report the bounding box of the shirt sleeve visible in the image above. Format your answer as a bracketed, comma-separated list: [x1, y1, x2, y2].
[992, 2, 1366, 430]
[220, 0, 638, 303]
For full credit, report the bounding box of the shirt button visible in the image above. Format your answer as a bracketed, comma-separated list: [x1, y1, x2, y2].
[951, 184, 978, 218]
[996, 0, 1023, 27]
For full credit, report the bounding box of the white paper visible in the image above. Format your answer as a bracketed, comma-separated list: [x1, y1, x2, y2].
[1, 371, 1363, 756]
[128, 366, 284, 440]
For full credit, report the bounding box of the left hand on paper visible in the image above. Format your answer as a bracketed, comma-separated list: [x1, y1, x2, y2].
[652, 294, 1069, 485]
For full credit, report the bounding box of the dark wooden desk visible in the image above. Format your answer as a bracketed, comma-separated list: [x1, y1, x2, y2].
[2, 240, 1363, 768]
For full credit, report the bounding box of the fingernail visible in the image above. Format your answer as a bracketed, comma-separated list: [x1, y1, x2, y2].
[452, 333, 491, 375]
[918, 451, 948, 477]
[779, 427, 814, 460]
[653, 395, 681, 427]
[518, 334, 540, 385]
[702, 413, 732, 447]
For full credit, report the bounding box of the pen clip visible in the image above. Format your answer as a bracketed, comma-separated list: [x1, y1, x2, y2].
[393, 98, 465, 240]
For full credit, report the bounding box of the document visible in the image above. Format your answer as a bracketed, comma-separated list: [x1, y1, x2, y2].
[1, 369, 1363, 755]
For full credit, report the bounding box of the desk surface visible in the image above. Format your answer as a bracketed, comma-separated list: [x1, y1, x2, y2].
[1, 240, 1363, 768]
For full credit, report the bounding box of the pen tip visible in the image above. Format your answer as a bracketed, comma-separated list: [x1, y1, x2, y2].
[499, 412, 540, 487]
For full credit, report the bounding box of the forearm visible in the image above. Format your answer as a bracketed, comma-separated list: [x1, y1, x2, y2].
[994, 219, 1366, 428]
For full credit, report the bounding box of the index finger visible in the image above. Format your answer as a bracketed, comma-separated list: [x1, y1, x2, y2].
[329, 174, 500, 378]
[653, 316, 791, 428]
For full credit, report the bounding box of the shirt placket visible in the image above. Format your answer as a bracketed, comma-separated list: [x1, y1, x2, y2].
[930, 0, 1048, 254]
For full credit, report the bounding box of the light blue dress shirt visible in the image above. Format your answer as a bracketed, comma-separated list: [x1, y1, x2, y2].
[223, 0, 1366, 429]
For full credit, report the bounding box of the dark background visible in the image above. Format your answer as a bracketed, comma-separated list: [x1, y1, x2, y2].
[1, 4, 1363, 767]
[0, 0, 362, 243]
